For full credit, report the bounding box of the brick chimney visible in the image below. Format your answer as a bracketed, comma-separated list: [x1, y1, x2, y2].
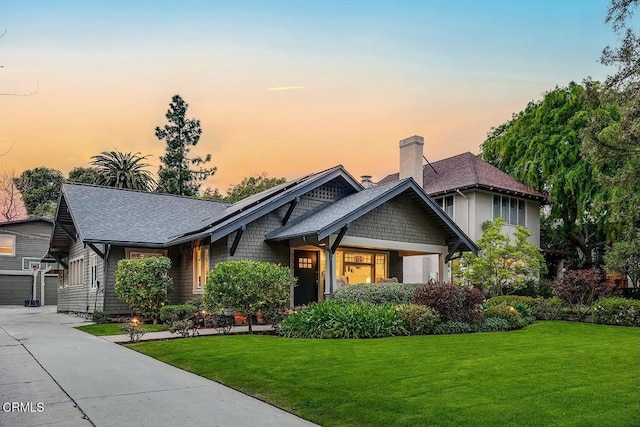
[399, 135, 424, 185]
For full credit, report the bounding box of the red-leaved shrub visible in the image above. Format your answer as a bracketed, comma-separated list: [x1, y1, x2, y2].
[413, 282, 484, 324]
[552, 268, 616, 319]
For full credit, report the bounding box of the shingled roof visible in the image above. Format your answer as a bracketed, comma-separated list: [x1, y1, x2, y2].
[378, 152, 546, 201]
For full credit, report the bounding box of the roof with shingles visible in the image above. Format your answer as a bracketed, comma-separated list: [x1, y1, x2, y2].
[266, 179, 478, 254]
[378, 152, 546, 201]
[60, 183, 229, 245]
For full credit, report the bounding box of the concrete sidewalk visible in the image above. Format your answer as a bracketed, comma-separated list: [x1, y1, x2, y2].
[0, 306, 316, 427]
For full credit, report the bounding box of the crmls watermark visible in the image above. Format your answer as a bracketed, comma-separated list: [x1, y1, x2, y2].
[2, 402, 45, 413]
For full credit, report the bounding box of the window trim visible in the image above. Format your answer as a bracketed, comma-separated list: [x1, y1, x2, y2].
[434, 195, 454, 219]
[68, 255, 85, 287]
[89, 253, 98, 289]
[0, 234, 16, 257]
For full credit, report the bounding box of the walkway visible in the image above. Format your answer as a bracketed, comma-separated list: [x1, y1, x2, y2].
[0, 306, 316, 427]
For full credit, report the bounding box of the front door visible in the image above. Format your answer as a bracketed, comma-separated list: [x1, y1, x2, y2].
[293, 250, 318, 306]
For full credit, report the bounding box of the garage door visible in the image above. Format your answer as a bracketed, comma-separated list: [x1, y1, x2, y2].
[0, 275, 58, 305]
[0, 275, 34, 305]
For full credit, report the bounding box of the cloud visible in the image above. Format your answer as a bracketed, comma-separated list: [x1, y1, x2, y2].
[265, 86, 304, 91]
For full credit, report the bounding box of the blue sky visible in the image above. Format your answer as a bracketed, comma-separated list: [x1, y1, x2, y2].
[1, 1, 619, 190]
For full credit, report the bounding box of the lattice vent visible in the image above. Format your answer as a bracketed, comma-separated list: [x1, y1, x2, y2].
[306, 180, 350, 201]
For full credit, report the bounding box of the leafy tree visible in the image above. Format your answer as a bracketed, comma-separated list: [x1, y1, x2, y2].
[203, 260, 296, 333]
[481, 83, 609, 267]
[114, 256, 173, 324]
[456, 218, 546, 297]
[90, 151, 155, 191]
[67, 166, 100, 184]
[13, 166, 63, 218]
[604, 234, 640, 287]
[201, 173, 287, 203]
[581, 1, 640, 241]
[155, 95, 216, 196]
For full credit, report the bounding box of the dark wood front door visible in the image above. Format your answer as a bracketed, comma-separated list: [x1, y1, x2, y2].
[294, 250, 318, 306]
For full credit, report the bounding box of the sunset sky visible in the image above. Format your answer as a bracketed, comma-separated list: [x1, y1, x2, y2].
[1, 1, 618, 193]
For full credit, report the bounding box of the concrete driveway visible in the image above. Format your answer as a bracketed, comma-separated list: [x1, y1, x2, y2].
[0, 306, 316, 427]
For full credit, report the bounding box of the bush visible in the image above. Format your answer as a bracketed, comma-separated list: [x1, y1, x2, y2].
[433, 321, 474, 335]
[204, 260, 296, 333]
[115, 256, 173, 324]
[484, 304, 524, 329]
[479, 317, 513, 332]
[512, 279, 553, 298]
[119, 321, 147, 343]
[160, 304, 198, 323]
[552, 268, 616, 320]
[169, 319, 196, 337]
[536, 297, 565, 320]
[413, 282, 484, 324]
[485, 296, 538, 324]
[397, 304, 440, 335]
[331, 283, 423, 305]
[593, 297, 640, 326]
[278, 300, 408, 339]
[91, 310, 109, 324]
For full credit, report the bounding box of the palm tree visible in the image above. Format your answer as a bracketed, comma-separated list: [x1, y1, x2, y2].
[90, 151, 156, 191]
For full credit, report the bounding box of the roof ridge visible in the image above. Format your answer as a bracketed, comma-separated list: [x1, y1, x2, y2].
[467, 152, 480, 184]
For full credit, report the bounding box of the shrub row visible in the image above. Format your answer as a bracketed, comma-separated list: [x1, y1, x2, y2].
[331, 283, 423, 305]
[593, 297, 640, 326]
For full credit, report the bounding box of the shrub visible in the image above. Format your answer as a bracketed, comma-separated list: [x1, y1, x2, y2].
[593, 297, 640, 326]
[479, 317, 513, 332]
[278, 300, 408, 339]
[160, 304, 197, 323]
[397, 304, 440, 335]
[119, 321, 147, 343]
[512, 279, 553, 298]
[552, 268, 615, 320]
[169, 319, 196, 337]
[484, 304, 524, 329]
[485, 296, 538, 324]
[115, 256, 173, 324]
[204, 260, 296, 333]
[91, 310, 109, 324]
[536, 297, 565, 320]
[413, 282, 484, 324]
[433, 321, 474, 335]
[331, 283, 423, 305]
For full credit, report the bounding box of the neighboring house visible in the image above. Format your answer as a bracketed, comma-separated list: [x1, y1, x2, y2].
[378, 135, 546, 283]
[48, 165, 477, 315]
[0, 219, 59, 305]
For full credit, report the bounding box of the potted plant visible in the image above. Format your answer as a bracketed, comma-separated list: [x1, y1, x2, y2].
[233, 312, 247, 325]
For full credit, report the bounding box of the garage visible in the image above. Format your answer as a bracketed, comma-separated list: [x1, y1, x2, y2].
[0, 274, 58, 305]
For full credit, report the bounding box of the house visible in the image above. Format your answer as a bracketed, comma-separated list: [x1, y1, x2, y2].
[0, 219, 59, 305]
[48, 165, 478, 315]
[378, 135, 546, 282]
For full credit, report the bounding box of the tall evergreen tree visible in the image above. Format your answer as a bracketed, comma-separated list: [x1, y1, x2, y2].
[155, 95, 216, 196]
[13, 167, 63, 219]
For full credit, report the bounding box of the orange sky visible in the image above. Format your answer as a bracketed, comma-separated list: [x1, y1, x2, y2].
[1, 1, 615, 193]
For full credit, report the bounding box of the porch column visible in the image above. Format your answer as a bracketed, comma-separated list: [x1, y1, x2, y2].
[438, 253, 445, 283]
[324, 251, 336, 297]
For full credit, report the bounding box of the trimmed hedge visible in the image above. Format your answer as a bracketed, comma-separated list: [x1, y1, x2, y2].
[536, 297, 565, 320]
[413, 282, 484, 324]
[479, 317, 513, 332]
[278, 300, 408, 339]
[160, 304, 198, 323]
[484, 304, 524, 329]
[331, 283, 423, 305]
[593, 297, 640, 326]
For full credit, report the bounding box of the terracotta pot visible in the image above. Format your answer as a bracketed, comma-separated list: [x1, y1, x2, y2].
[255, 312, 266, 325]
[233, 312, 247, 325]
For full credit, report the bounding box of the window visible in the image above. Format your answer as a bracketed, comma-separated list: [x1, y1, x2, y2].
[493, 195, 526, 226]
[434, 196, 454, 218]
[298, 257, 313, 269]
[0, 234, 15, 256]
[193, 244, 209, 292]
[89, 253, 98, 289]
[336, 250, 388, 284]
[68, 257, 84, 286]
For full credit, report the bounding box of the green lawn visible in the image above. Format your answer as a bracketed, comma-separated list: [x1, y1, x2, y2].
[75, 323, 168, 336]
[129, 321, 640, 426]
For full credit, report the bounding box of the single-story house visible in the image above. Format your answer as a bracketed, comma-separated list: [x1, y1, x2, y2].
[48, 165, 477, 315]
[0, 218, 59, 305]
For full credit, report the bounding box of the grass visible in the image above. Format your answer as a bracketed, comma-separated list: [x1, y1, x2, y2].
[75, 322, 168, 336]
[129, 321, 640, 426]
